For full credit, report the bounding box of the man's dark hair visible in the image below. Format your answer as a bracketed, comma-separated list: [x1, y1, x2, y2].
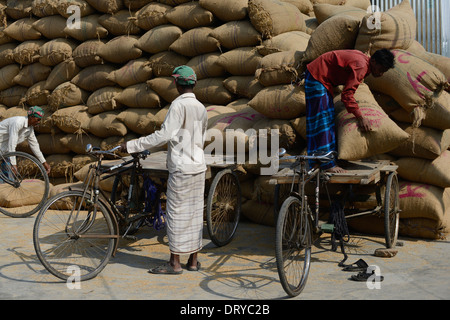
[371, 49, 395, 69]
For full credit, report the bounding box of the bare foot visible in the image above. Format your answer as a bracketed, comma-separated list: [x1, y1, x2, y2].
[326, 166, 346, 173]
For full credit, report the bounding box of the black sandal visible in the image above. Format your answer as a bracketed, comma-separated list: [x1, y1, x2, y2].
[342, 258, 368, 272]
[350, 271, 384, 282]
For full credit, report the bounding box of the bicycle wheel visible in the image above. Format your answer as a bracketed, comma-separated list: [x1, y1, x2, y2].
[111, 173, 145, 235]
[206, 169, 241, 247]
[384, 172, 399, 248]
[0, 151, 49, 218]
[275, 196, 312, 297]
[33, 191, 117, 281]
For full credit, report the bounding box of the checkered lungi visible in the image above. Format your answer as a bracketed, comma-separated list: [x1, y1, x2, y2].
[305, 70, 337, 170]
[166, 171, 205, 255]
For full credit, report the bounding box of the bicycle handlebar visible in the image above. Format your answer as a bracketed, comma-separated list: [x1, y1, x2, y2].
[280, 150, 337, 162]
[85, 144, 150, 160]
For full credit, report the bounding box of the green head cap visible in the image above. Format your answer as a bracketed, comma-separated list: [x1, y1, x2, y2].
[27, 106, 44, 119]
[172, 65, 197, 86]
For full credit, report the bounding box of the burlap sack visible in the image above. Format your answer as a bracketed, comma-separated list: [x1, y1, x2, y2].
[13, 40, 46, 66]
[355, 0, 416, 55]
[187, 53, 226, 80]
[136, 25, 183, 54]
[206, 105, 235, 120]
[123, 0, 155, 10]
[398, 180, 446, 221]
[241, 199, 275, 227]
[46, 154, 75, 179]
[210, 20, 261, 50]
[253, 117, 298, 149]
[97, 35, 142, 64]
[107, 58, 152, 88]
[97, 10, 141, 36]
[117, 107, 168, 135]
[85, 0, 124, 14]
[0, 43, 16, 68]
[74, 160, 118, 191]
[365, 50, 449, 127]
[55, 0, 95, 18]
[313, 3, 366, 24]
[217, 47, 262, 76]
[22, 81, 49, 106]
[226, 98, 250, 112]
[255, 50, 303, 86]
[147, 77, 179, 103]
[0, 86, 28, 107]
[290, 116, 306, 139]
[63, 14, 109, 41]
[4, 18, 41, 41]
[399, 217, 449, 240]
[39, 38, 78, 66]
[88, 111, 128, 138]
[114, 83, 161, 109]
[248, 0, 306, 39]
[194, 78, 234, 105]
[0, 180, 47, 207]
[148, 51, 189, 77]
[62, 133, 103, 154]
[257, 31, 309, 56]
[280, 0, 313, 15]
[32, 15, 66, 39]
[48, 82, 89, 110]
[72, 40, 105, 68]
[44, 59, 80, 91]
[415, 51, 450, 85]
[248, 84, 306, 119]
[131, 2, 171, 30]
[12, 62, 51, 87]
[86, 87, 123, 114]
[51, 105, 92, 133]
[301, 14, 360, 64]
[223, 75, 264, 99]
[335, 83, 410, 160]
[395, 150, 450, 188]
[37, 133, 71, 154]
[1, 106, 27, 118]
[100, 133, 139, 158]
[0, 64, 20, 91]
[70, 64, 116, 91]
[169, 27, 220, 57]
[199, 0, 247, 22]
[165, 1, 214, 29]
[31, 0, 59, 17]
[389, 123, 450, 160]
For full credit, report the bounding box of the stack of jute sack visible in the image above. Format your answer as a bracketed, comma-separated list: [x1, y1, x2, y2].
[0, 0, 449, 239]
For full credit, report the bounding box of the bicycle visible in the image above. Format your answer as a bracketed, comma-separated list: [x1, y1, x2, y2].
[273, 150, 399, 297]
[0, 151, 50, 218]
[33, 144, 164, 281]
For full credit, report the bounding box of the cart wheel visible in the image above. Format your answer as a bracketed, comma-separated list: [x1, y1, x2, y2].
[384, 172, 399, 248]
[206, 169, 241, 247]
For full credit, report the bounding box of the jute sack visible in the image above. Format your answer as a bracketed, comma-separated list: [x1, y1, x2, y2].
[389, 122, 450, 160]
[62, 133, 103, 154]
[335, 83, 409, 160]
[365, 50, 449, 127]
[355, 0, 416, 55]
[12, 62, 51, 87]
[72, 40, 105, 68]
[0, 86, 28, 107]
[70, 64, 116, 91]
[241, 199, 275, 227]
[223, 75, 264, 99]
[395, 150, 450, 188]
[255, 50, 303, 87]
[217, 47, 262, 76]
[117, 107, 168, 135]
[304, 16, 319, 35]
[97, 10, 141, 36]
[63, 14, 109, 41]
[415, 51, 450, 85]
[187, 53, 226, 81]
[0, 64, 20, 91]
[51, 105, 92, 134]
[130, 2, 171, 30]
[169, 27, 220, 57]
[300, 14, 360, 65]
[31, 0, 59, 17]
[39, 38, 78, 66]
[123, 0, 156, 10]
[280, 0, 313, 15]
[107, 58, 152, 88]
[32, 15, 67, 39]
[226, 98, 250, 112]
[148, 51, 189, 77]
[114, 83, 161, 109]
[0, 180, 47, 207]
[21, 81, 49, 106]
[55, 0, 95, 18]
[165, 1, 214, 30]
[313, 3, 367, 24]
[257, 31, 309, 56]
[399, 217, 449, 240]
[0, 43, 16, 68]
[147, 77, 179, 103]
[210, 20, 261, 50]
[0, 26, 14, 46]
[37, 133, 71, 154]
[194, 78, 234, 105]
[13, 40, 46, 66]
[253, 117, 298, 150]
[290, 116, 306, 139]
[198, 0, 247, 22]
[48, 82, 89, 110]
[44, 59, 80, 91]
[1, 106, 27, 119]
[136, 24, 183, 54]
[3, 18, 41, 41]
[206, 106, 235, 122]
[85, 0, 124, 14]
[398, 180, 445, 221]
[74, 160, 117, 192]
[248, 0, 306, 39]
[248, 84, 306, 119]
[88, 111, 128, 138]
[46, 154, 75, 179]
[97, 36, 142, 64]
[101, 133, 139, 158]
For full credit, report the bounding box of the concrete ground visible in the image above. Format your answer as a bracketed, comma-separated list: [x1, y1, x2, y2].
[0, 212, 449, 303]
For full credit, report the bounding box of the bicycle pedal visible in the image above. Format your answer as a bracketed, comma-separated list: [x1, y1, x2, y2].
[123, 235, 138, 241]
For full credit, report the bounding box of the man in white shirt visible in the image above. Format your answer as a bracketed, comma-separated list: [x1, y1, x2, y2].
[120, 66, 207, 274]
[0, 106, 51, 174]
